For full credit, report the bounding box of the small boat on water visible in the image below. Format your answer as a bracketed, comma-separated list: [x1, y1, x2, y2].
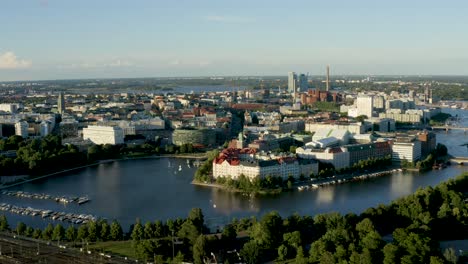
[178, 165, 182, 171]
[77, 197, 90, 205]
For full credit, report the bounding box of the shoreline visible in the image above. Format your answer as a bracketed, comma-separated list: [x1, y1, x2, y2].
[0, 153, 207, 190]
[192, 167, 403, 194]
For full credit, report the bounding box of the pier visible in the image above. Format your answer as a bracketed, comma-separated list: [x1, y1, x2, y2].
[1, 191, 90, 205]
[0, 203, 99, 224]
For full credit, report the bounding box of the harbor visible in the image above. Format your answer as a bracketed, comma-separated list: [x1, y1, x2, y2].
[297, 168, 403, 191]
[0, 203, 99, 224]
[1, 190, 90, 205]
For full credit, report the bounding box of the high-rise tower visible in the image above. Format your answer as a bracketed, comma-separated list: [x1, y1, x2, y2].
[326, 65, 330, 92]
[288, 72, 297, 94]
[58, 92, 65, 114]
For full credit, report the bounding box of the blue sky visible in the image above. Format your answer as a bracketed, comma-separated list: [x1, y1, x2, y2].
[0, 0, 467, 81]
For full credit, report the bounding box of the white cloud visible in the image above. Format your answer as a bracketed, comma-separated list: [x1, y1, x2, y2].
[58, 59, 133, 69]
[105, 59, 133, 67]
[168, 59, 212, 67]
[0, 51, 32, 69]
[203, 15, 254, 23]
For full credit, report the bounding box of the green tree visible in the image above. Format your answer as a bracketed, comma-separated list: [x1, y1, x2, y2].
[77, 225, 88, 241]
[277, 244, 288, 261]
[100, 221, 109, 241]
[65, 226, 77, 242]
[42, 223, 54, 240]
[240, 240, 261, 264]
[131, 220, 144, 241]
[188, 208, 205, 233]
[178, 220, 200, 245]
[110, 220, 123, 240]
[193, 235, 208, 264]
[52, 224, 65, 241]
[32, 228, 42, 239]
[87, 221, 98, 242]
[15, 222, 26, 235]
[144, 221, 155, 239]
[25, 226, 34, 237]
[0, 215, 9, 231]
[154, 220, 164, 238]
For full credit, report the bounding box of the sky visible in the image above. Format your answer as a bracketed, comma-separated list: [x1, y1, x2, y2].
[0, 0, 467, 81]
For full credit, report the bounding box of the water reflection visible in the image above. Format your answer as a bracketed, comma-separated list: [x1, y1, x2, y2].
[316, 187, 335, 205]
[390, 172, 414, 196]
[210, 189, 260, 215]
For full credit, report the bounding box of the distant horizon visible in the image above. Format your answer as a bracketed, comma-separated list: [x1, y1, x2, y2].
[2, 73, 468, 84]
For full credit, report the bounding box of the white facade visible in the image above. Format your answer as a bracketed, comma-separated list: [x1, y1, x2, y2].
[296, 147, 350, 170]
[15, 121, 29, 138]
[83, 125, 124, 145]
[391, 140, 421, 162]
[305, 122, 365, 135]
[288, 72, 297, 93]
[356, 95, 373, 118]
[0, 104, 20, 113]
[40, 121, 50, 137]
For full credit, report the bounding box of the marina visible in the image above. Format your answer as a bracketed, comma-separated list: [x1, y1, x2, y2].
[0, 203, 98, 224]
[1, 190, 90, 205]
[297, 168, 403, 191]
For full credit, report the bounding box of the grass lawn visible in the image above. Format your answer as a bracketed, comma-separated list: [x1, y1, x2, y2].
[89, 240, 136, 259]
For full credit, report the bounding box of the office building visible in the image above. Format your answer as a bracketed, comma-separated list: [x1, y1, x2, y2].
[288, 72, 297, 93]
[391, 137, 422, 162]
[15, 121, 29, 138]
[57, 92, 65, 114]
[83, 125, 124, 145]
[298, 74, 308, 92]
[326, 65, 330, 91]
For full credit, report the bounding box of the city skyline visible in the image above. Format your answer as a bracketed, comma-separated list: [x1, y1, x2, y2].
[1, 0, 468, 81]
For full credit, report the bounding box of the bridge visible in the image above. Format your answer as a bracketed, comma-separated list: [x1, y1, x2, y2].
[449, 157, 468, 165]
[431, 126, 468, 133]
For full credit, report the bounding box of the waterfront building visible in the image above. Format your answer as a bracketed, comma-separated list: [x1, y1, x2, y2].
[417, 131, 436, 157]
[342, 141, 392, 166]
[391, 137, 422, 162]
[82, 125, 124, 145]
[212, 148, 318, 180]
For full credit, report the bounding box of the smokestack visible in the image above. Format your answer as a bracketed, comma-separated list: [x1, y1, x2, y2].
[326, 65, 330, 92]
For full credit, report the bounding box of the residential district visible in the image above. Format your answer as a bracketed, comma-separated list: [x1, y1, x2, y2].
[0, 72, 464, 183]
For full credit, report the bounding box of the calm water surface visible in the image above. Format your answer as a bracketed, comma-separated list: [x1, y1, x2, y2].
[0, 109, 467, 229]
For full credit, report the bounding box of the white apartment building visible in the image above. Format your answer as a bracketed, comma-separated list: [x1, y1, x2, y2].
[83, 125, 124, 145]
[305, 122, 365, 135]
[391, 139, 422, 162]
[15, 121, 29, 138]
[356, 95, 373, 118]
[0, 104, 20, 113]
